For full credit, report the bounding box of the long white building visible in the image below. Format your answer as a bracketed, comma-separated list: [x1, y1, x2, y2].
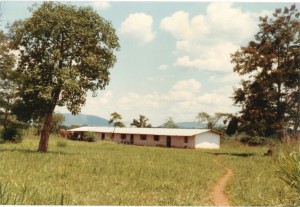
[67, 127, 221, 149]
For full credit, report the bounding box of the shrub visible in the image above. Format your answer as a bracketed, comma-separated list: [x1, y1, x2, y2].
[84, 132, 96, 142]
[275, 143, 300, 205]
[56, 140, 67, 147]
[240, 135, 266, 146]
[103, 136, 113, 142]
[1, 125, 23, 143]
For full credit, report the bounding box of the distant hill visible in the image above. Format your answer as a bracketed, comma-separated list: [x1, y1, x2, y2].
[62, 113, 110, 127]
[175, 122, 206, 129]
[158, 121, 206, 129]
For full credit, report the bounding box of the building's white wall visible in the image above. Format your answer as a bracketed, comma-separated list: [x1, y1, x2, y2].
[170, 136, 195, 148]
[195, 132, 220, 149]
[94, 132, 111, 141]
[73, 130, 219, 149]
[108, 133, 195, 148]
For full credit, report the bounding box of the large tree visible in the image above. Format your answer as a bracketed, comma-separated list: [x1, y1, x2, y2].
[9, 2, 119, 151]
[231, 5, 299, 137]
[130, 115, 152, 128]
[0, 30, 17, 128]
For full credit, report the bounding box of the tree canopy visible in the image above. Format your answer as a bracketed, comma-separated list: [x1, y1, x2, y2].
[196, 112, 231, 130]
[9, 2, 120, 151]
[0, 30, 17, 128]
[131, 115, 152, 128]
[108, 112, 125, 128]
[162, 117, 179, 128]
[231, 5, 299, 137]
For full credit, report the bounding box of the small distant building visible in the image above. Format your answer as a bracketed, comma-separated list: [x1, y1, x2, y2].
[67, 127, 221, 149]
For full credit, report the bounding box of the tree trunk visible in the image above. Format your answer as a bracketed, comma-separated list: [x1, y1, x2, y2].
[111, 127, 116, 139]
[38, 112, 54, 152]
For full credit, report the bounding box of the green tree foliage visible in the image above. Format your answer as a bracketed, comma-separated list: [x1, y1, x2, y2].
[9, 2, 119, 152]
[84, 131, 96, 142]
[108, 112, 125, 139]
[195, 112, 231, 130]
[0, 30, 17, 128]
[226, 116, 239, 136]
[108, 112, 125, 128]
[162, 117, 179, 128]
[131, 115, 152, 128]
[231, 5, 300, 137]
[0, 123, 24, 143]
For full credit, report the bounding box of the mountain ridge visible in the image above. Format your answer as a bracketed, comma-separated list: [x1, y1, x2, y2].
[62, 113, 110, 127]
[62, 113, 208, 128]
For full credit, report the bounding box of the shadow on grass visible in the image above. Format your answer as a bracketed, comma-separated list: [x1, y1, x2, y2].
[0, 148, 73, 155]
[208, 152, 256, 157]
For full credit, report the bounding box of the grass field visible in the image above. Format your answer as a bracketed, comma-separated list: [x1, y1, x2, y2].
[0, 133, 296, 205]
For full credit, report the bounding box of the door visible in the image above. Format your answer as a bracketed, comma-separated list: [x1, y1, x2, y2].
[130, 134, 134, 144]
[166, 136, 171, 147]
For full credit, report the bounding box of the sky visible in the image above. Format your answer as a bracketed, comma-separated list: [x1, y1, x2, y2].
[0, 1, 298, 126]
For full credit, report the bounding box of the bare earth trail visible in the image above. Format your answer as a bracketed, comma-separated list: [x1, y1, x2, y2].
[210, 156, 234, 206]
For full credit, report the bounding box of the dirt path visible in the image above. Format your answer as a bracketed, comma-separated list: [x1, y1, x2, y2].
[210, 157, 234, 206]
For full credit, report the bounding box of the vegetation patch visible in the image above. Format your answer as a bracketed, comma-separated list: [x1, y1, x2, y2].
[83, 132, 96, 142]
[0, 133, 296, 205]
[56, 140, 67, 148]
[240, 135, 266, 146]
[0, 124, 23, 143]
[275, 142, 300, 205]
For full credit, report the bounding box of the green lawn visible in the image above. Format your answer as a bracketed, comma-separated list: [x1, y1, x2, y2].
[0, 134, 295, 205]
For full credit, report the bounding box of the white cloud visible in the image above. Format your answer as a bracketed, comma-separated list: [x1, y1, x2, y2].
[83, 90, 113, 110]
[158, 64, 169, 70]
[209, 73, 240, 84]
[160, 2, 267, 72]
[119, 13, 156, 45]
[92, 1, 111, 10]
[160, 11, 209, 41]
[98, 91, 113, 105]
[57, 79, 239, 126]
[171, 79, 201, 92]
[117, 79, 238, 125]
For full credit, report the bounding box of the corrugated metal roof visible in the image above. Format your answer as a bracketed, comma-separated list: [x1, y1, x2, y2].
[67, 126, 214, 136]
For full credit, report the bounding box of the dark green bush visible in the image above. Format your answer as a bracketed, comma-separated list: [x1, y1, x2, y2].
[0, 137, 5, 144]
[240, 135, 266, 146]
[84, 132, 96, 142]
[1, 125, 23, 143]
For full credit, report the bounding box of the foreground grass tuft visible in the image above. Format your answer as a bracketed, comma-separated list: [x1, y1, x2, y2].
[275, 141, 300, 205]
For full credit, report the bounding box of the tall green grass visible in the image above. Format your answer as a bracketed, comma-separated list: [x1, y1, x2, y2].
[0, 135, 221, 205]
[0, 134, 294, 205]
[216, 139, 297, 206]
[275, 141, 300, 205]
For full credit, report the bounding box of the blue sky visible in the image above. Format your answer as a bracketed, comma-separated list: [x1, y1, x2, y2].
[1, 1, 298, 126]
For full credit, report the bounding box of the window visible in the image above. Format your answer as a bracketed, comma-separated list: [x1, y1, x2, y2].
[184, 136, 188, 143]
[140, 134, 147, 140]
[154, 135, 160, 141]
[121, 134, 126, 140]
